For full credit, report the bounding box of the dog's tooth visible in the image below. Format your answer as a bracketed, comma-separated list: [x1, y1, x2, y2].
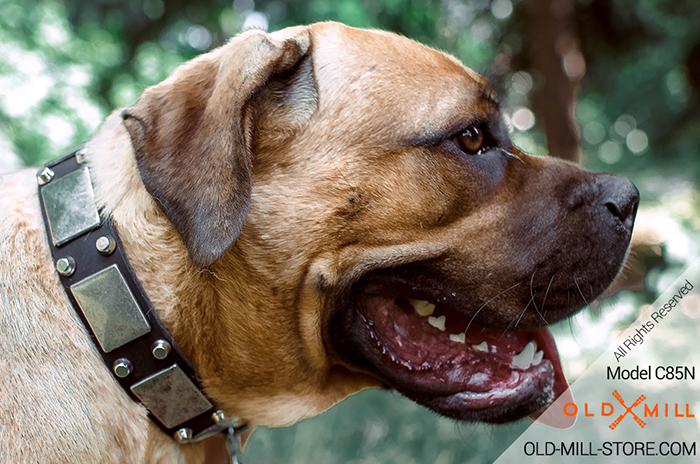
[511, 341, 536, 370]
[427, 315, 446, 331]
[472, 341, 488, 352]
[408, 298, 435, 316]
[449, 333, 465, 344]
[532, 350, 544, 366]
[490, 345, 497, 353]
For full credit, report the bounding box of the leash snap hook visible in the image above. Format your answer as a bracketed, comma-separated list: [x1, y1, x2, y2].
[225, 424, 245, 464]
[174, 410, 248, 463]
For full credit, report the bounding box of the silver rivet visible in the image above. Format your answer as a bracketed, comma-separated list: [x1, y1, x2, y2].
[56, 257, 76, 277]
[113, 358, 133, 378]
[75, 147, 87, 164]
[211, 409, 226, 424]
[173, 428, 192, 443]
[95, 235, 117, 255]
[151, 339, 171, 360]
[37, 167, 55, 185]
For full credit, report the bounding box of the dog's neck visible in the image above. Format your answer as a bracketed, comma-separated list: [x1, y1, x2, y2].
[85, 113, 228, 394]
[84, 111, 376, 431]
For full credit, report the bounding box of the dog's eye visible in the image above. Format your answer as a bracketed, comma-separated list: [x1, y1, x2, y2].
[452, 127, 484, 155]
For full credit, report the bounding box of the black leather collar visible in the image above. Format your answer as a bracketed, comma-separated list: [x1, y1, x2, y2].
[37, 147, 246, 457]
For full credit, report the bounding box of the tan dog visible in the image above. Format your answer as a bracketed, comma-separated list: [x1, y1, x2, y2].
[0, 22, 637, 463]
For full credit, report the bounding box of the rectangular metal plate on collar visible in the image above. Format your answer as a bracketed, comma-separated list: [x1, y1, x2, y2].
[41, 166, 100, 246]
[130, 364, 214, 429]
[70, 264, 151, 352]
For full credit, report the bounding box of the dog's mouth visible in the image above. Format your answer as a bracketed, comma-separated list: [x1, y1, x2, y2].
[334, 278, 573, 426]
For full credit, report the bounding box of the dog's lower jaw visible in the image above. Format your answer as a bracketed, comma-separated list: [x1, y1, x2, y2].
[201, 250, 384, 427]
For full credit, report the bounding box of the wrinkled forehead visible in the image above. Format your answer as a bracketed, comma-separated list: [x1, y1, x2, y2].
[307, 23, 499, 142]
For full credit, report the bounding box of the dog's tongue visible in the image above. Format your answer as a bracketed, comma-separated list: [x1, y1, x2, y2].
[361, 294, 575, 425]
[528, 327, 575, 429]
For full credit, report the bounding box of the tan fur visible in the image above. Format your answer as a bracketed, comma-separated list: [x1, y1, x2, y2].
[0, 22, 630, 462]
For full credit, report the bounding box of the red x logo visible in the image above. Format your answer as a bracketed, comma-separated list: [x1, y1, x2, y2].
[609, 390, 646, 430]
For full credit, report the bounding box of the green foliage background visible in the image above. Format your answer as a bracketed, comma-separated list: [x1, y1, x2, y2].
[1, 1, 698, 463]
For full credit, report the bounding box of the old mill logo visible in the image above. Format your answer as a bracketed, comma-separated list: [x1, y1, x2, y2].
[562, 390, 695, 429]
[609, 390, 646, 430]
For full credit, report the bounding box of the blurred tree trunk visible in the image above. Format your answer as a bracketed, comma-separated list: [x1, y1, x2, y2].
[526, 0, 584, 162]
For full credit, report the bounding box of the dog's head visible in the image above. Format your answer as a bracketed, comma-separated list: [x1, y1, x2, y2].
[119, 22, 637, 427]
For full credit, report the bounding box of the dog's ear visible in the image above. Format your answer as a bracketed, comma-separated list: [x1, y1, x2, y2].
[121, 29, 312, 267]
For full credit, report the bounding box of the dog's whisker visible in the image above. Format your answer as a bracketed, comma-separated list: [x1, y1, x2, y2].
[528, 270, 548, 324]
[498, 305, 526, 341]
[352, 209, 380, 241]
[568, 317, 575, 338]
[331, 158, 359, 192]
[541, 274, 555, 318]
[530, 296, 548, 324]
[464, 280, 523, 336]
[573, 275, 589, 307]
[514, 293, 535, 328]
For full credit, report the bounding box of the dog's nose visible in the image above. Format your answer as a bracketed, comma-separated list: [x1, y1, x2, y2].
[597, 175, 639, 230]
